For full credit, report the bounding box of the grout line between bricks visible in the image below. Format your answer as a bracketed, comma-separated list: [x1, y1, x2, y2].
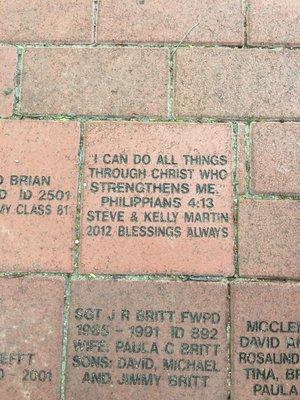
[240, 193, 300, 201]
[92, 0, 99, 44]
[167, 47, 175, 120]
[231, 122, 239, 278]
[244, 122, 252, 195]
[72, 274, 300, 283]
[0, 271, 299, 283]
[72, 122, 85, 277]
[227, 283, 232, 400]
[242, 0, 249, 46]
[12, 46, 24, 115]
[4, 114, 300, 124]
[1, 42, 300, 50]
[0, 271, 70, 278]
[60, 277, 71, 400]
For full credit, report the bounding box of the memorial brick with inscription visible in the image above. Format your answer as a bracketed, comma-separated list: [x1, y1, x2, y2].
[66, 280, 228, 400]
[0, 277, 65, 400]
[0, 1, 299, 398]
[231, 282, 300, 400]
[81, 122, 233, 275]
[0, 120, 79, 272]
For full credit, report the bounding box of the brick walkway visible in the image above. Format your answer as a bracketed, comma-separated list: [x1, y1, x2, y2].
[0, 2, 299, 400]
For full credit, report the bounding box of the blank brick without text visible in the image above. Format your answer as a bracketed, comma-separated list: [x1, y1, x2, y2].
[174, 48, 300, 119]
[0, 0, 93, 44]
[239, 200, 299, 279]
[97, 0, 243, 45]
[21, 48, 169, 117]
[237, 123, 247, 195]
[247, 0, 300, 46]
[251, 123, 300, 195]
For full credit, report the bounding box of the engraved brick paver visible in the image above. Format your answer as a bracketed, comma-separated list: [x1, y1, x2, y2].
[174, 48, 300, 119]
[251, 123, 300, 194]
[21, 48, 169, 117]
[239, 200, 299, 279]
[97, 0, 243, 45]
[66, 280, 228, 400]
[0, 0, 92, 44]
[248, 0, 300, 46]
[0, 277, 65, 400]
[81, 122, 233, 275]
[0, 120, 79, 272]
[231, 282, 300, 400]
[0, 47, 16, 117]
[0, 1, 299, 398]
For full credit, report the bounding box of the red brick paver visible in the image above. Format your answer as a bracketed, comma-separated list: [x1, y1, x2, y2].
[251, 123, 300, 195]
[0, 120, 79, 272]
[0, 0, 93, 44]
[97, 0, 243, 45]
[21, 48, 169, 117]
[66, 280, 228, 400]
[0, 46, 16, 117]
[248, 0, 300, 46]
[0, 1, 299, 398]
[81, 122, 233, 275]
[174, 48, 300, 119]
[0, 277, 65, 400]
[231, 282, 300, 400]
[239, 200, 299, 279]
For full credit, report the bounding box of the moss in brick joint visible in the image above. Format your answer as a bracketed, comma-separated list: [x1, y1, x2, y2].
[240, 193, 300, 201]
[2, 87, 13, 96]
[244, 121, 252, 195]
[60, 277, 71, 400]
[242, 0, 251, 12]
[230, 122, 239, 277]
[12, 46, 24, 115]
[72, 123, 85, 277]
[30, 114, 78, 122]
